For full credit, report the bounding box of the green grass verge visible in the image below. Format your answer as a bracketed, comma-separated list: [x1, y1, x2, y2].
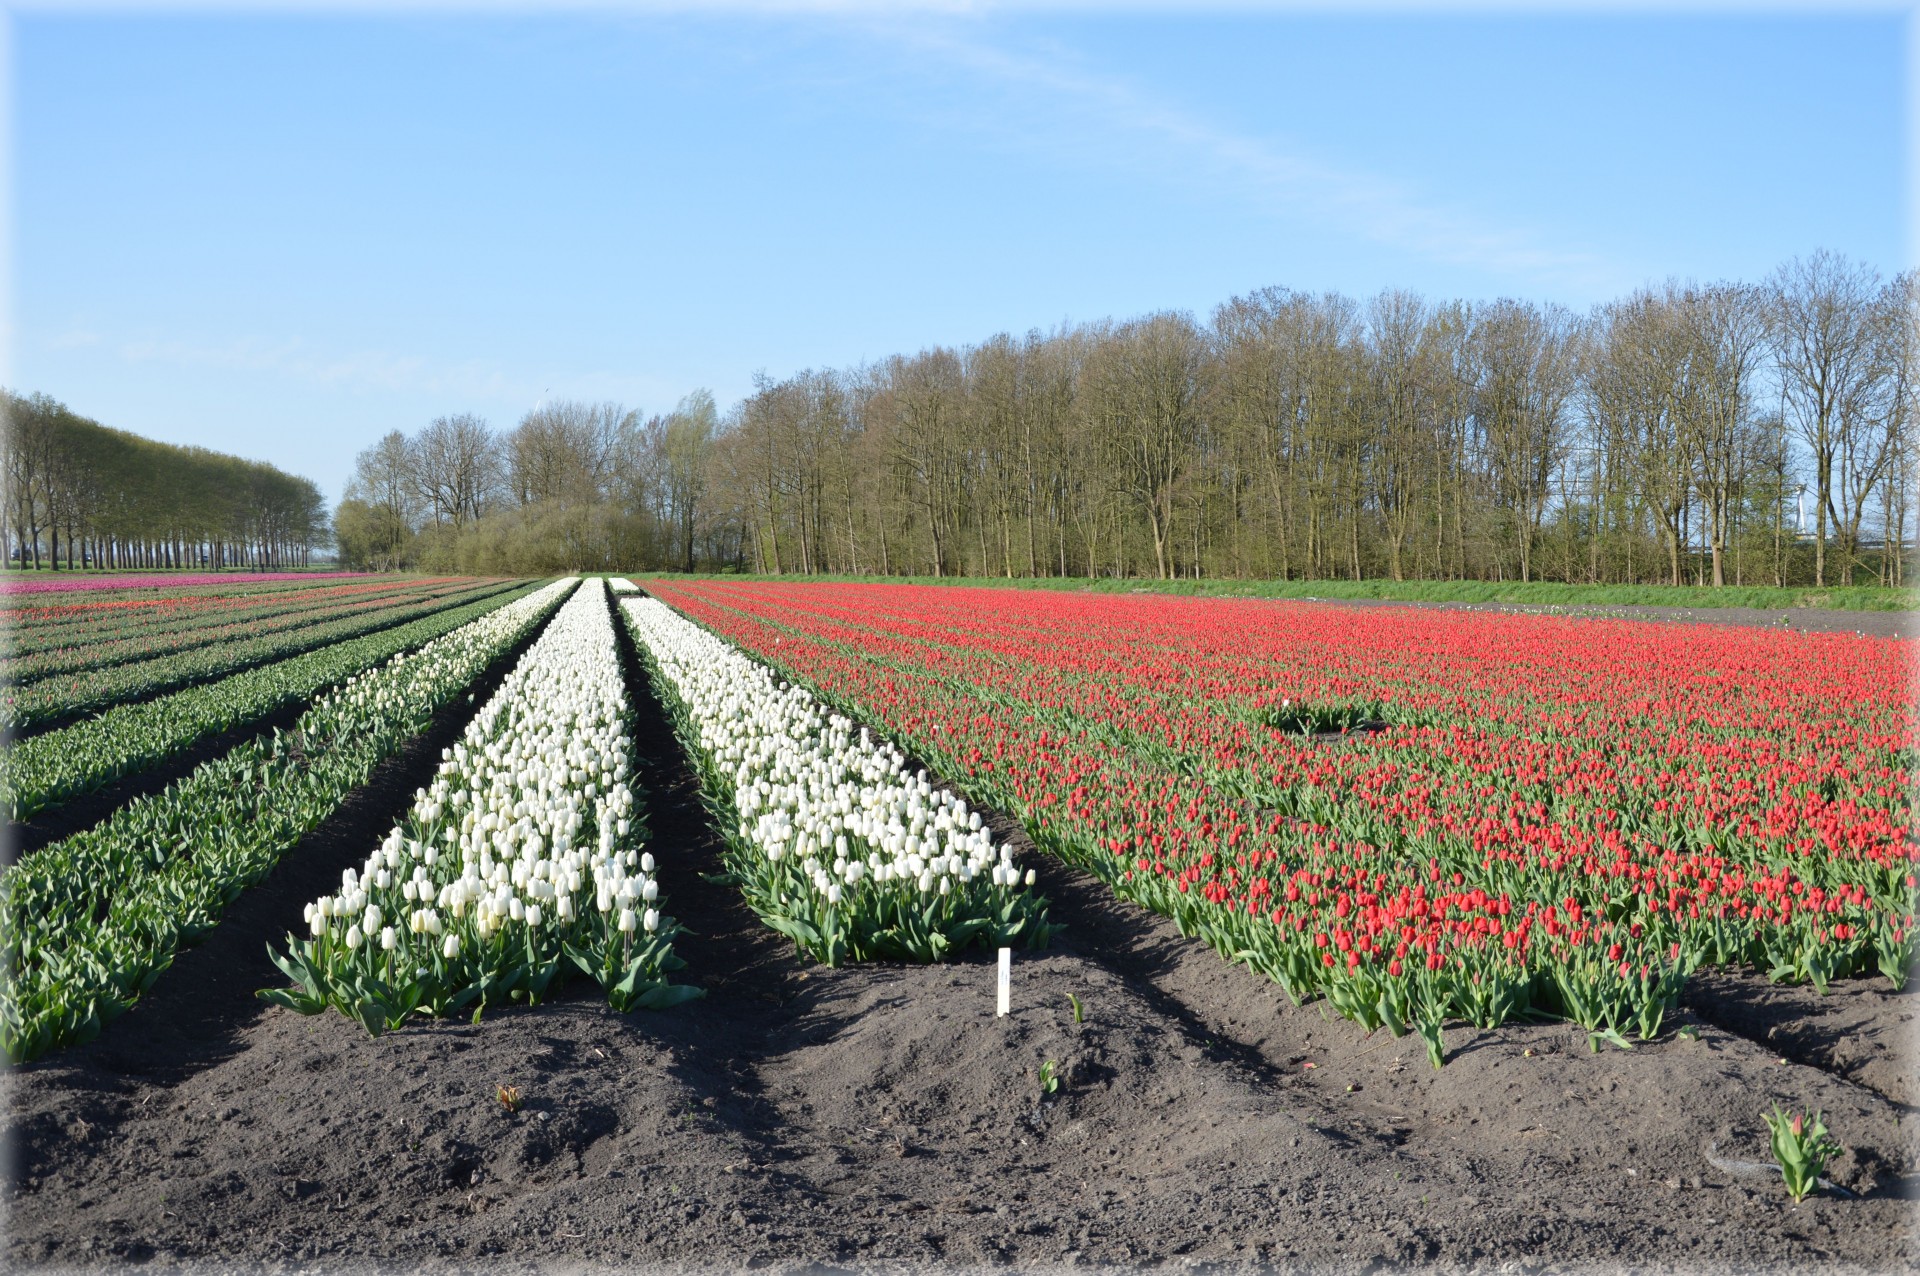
[638, 573, 1918, 614]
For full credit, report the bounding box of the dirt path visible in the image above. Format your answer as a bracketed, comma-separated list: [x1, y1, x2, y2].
[4, 621, 1915, 1273]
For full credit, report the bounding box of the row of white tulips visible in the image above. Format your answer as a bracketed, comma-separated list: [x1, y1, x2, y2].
[608, 578, 640, 594]
[264, 579, 699, 1034]
[621, 597, 1053, 965]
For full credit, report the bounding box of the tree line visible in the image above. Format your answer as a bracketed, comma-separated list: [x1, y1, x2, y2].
[335, 395, 721, 575]
[1, 392, 330, 572]
[351, 249, 1914, 588]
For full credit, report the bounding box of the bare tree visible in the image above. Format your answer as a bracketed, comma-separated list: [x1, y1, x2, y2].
[1684, 284, 1766, 586]
[414, 413, 499, 527]
[1475, 300, 1577, 583]
[661, 390, 716, 573]
[1767, 251, 1888, 586]
[1088, 313, 1208, 580]
[301, 249, 1915, 588]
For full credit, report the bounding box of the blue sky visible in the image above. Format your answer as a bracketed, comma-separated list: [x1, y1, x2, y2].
[11, 7, 1910, 505]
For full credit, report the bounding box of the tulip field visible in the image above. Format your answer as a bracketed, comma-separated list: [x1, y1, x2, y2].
[0, 573, 1050, 1061]
[1, 575, 568, 1061]
[3, 570, 1915, 1271]
[638, 579, 1918, 1063]
[19, 568, 1906, 1064]
[5, 573, 523, 734]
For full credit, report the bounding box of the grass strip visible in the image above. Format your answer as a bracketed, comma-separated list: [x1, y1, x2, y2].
[644, 572, 1918, 614]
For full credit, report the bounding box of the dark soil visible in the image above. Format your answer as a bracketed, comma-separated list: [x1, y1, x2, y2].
[1684, 971, 1918, 1111]
[6, 610, 1915, 1274]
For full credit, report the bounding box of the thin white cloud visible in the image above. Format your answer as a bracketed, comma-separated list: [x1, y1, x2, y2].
[44, 328, 102, 351]
[109, 332, 520, 399]
[871, 21, 1623, 291]
[83, 328, 690, 417]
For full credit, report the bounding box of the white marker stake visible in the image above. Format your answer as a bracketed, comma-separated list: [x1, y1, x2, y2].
[997, 947, 1011, 1017]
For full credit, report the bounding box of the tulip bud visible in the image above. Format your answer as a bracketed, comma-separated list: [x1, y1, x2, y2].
[380, 926, 397, 951]
[345, 925, 363, 950]
[643, 908, 660, 933]
[442, 933, 460, 960]
[618, 908, 637, 933]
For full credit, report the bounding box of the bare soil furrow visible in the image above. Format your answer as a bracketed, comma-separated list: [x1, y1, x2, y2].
[1681, 971, 1917, 1111]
